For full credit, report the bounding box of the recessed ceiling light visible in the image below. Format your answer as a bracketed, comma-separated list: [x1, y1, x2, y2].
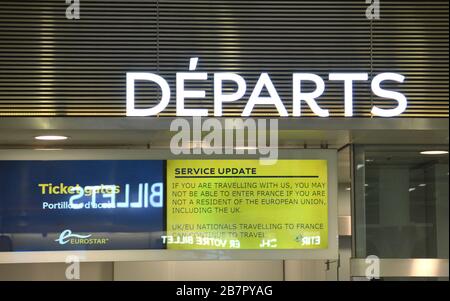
[234, 146, 258, 150]
[420, 150, 448, 155]
[34, 148, 63, 151]
[187, 141, 203, 148]
[34, 135, 68, 141]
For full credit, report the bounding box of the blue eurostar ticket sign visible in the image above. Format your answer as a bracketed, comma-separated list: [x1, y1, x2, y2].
[0, 160, 165, 251]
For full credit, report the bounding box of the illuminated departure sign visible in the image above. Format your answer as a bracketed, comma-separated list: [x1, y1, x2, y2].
[126, 57, 407, 118]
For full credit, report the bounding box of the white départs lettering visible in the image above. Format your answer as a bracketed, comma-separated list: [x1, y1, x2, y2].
[126, 58, 407, 117]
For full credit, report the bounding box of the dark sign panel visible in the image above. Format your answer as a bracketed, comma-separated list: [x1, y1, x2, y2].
[0, 160, 165, 251]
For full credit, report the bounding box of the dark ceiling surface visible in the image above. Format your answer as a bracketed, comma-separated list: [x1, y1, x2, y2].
[0, 0, 448, 117]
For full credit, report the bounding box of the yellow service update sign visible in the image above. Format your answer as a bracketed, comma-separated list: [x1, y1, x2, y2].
[166, 160, 328, 250]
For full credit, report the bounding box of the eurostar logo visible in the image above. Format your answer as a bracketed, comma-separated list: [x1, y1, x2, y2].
[55, 229, 110, 246]
[55, 229, 92, 245]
